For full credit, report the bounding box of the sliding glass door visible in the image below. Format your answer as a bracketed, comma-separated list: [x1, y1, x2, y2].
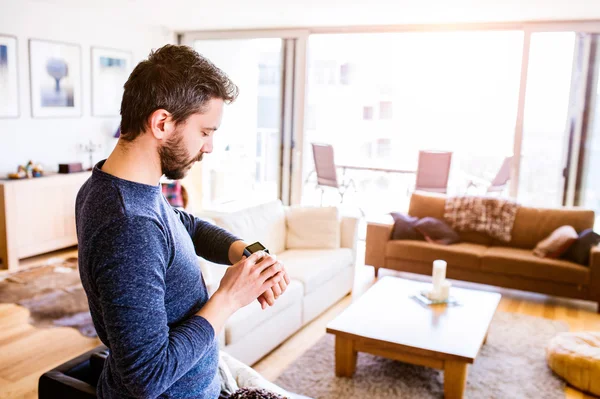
[577, 34, 600, 226]
[517, 32, 577, 207]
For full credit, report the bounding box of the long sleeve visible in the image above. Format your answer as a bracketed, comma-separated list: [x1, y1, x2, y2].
[90, 216, 216, 398]
[172, 207, 241, 265]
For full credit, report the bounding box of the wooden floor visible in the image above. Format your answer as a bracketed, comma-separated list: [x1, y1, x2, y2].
[2, 247, 600, 399]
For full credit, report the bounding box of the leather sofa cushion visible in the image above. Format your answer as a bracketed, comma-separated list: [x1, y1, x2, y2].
[408, 192, 493, 245]
[385, 240, 487, 270]
[482, 247, 590, 285]
[278, 249, 353, 294]
[286, 206, 340, 249]
[495, 207, 595, 250]
[407, 192, 595, 249]
[208, 200, 287, 254]
[226, 280, 303, 345]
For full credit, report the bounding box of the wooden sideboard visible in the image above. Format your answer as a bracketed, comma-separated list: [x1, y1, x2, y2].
[0, 172, 91, 270]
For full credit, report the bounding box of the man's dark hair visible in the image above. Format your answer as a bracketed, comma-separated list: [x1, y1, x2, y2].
[119, 44, 238, 141]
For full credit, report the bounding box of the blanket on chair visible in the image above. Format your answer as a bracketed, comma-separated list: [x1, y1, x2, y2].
[443, 196, 519, 242]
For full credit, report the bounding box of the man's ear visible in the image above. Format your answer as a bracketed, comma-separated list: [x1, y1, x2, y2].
[148, 109, 175, 140]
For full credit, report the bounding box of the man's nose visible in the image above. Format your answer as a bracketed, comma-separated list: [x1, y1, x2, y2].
[202, 139, 213, 154]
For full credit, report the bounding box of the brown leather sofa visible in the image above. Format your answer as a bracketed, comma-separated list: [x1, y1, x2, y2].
[365, 192, 600, 312]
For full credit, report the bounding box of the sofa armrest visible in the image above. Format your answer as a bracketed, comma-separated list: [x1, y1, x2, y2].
[365, 218, 393, 269]
[341, 215, 360, 260]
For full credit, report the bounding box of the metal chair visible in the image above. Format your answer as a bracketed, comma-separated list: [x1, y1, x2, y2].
[311, 143, 357, 206]
[414, 150, 453, 194]
[467, 155, 513, 194]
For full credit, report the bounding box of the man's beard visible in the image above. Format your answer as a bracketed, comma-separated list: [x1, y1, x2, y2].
[159, 130, 203, 180]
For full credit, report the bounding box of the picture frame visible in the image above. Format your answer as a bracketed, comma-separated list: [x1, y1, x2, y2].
[29, 39, 82, 118]
[91, 47, 133, 116]
[0, 34, 19, 118]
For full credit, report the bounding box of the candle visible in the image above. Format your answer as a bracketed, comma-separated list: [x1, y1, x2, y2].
[440, 280, 451, 301]
[432, 260, 447, 296]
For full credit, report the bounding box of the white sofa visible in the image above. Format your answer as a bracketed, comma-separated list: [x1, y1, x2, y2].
[199, 200, 359, 365]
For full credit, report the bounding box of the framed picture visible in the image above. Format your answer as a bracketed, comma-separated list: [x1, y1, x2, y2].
[91, 47, 132, 116]
[29, 39, 82, 118]
[0, 34, 19, 118]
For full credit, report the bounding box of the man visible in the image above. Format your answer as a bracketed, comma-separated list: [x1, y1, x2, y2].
[76, 44, 290, 399]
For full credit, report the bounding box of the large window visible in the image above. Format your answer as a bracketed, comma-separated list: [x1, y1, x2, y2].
[181, 24, 600, 223]
[302, 32, 523, 214]
[193, 39, 283, 209]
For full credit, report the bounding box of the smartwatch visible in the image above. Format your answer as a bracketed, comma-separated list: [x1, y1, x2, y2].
[243, 241, 270, 257]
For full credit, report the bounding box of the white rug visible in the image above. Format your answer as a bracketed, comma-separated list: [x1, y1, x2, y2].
[275, 312, 568, 399]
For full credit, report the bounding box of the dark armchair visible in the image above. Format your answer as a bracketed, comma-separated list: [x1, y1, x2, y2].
[38, 345, 108, 399]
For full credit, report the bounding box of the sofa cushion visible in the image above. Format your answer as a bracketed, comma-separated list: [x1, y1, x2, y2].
[385, 240, 486, 270]
[408, 192, 493, 245]
[562, 229, 600, 266]
[390, 212, 424, 241]
[209, 200, 287, 254]
[533, 225, 578, 258]
[225, 280, 303, 345]
[413, 217, 461, 245]
[482, 247, 590, 285]
[277, 249, 353, 294]
[494, 207, 595, 250]
[286, 206, 340, 249]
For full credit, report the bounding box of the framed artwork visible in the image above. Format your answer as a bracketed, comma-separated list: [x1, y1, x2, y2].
[0, 34, 19, 118]
[91, 47, 132, 116]
[29, 39, 82, 118]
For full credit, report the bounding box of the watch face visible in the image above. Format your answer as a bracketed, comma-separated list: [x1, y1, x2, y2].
[247, 242, 267, 254]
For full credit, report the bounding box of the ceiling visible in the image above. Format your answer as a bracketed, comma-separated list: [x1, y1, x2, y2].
[21, 0, 600, 31]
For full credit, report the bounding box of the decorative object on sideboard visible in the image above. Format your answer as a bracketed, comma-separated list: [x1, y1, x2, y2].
[7, 160, 44, 179]
[58, 162, 83, 174]
[91, 47, 132, 116]
[78, 140, 102, 170]
[29, 39, 82, 118]
[0, 34, 19, 118]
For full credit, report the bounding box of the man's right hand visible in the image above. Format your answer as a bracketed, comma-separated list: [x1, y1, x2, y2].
[195, 251, 284, 333]
[216, 251, 284, 310]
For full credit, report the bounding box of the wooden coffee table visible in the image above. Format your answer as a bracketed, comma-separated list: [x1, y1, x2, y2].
[326, 276, 501, 398]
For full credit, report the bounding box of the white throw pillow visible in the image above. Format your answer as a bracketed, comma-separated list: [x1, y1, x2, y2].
[286, 206, 340, 249]
[209, 200, 287, 254]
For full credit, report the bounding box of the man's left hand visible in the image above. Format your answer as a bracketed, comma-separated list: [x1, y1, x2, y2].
[257, 259, 290, 309]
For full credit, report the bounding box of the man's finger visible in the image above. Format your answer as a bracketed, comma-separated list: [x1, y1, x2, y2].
[259, 261, 282, 282]
[283, 270, 290, 285]
[245, 251, 267, 266]
[271, 282, 282, 299]
[254, 254, 278, 273]
[261, 271, 284, 293]
[262, 288, 275, 306]
[257, 296, 267, 310]
[277, 278, 287, 296]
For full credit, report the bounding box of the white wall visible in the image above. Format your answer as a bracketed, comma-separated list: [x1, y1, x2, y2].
[0, 0, 174, 176]
[141, 0, 600, 31]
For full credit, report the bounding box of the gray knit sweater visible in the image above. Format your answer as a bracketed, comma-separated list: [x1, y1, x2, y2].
[76, 160, 239, 398]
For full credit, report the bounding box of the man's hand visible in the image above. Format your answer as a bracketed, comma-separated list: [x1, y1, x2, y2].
[227, 240, 291, 310]
[257, 256, 290, 309]
[216, 252, 284, 310]
[196, 251, 284, 333]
